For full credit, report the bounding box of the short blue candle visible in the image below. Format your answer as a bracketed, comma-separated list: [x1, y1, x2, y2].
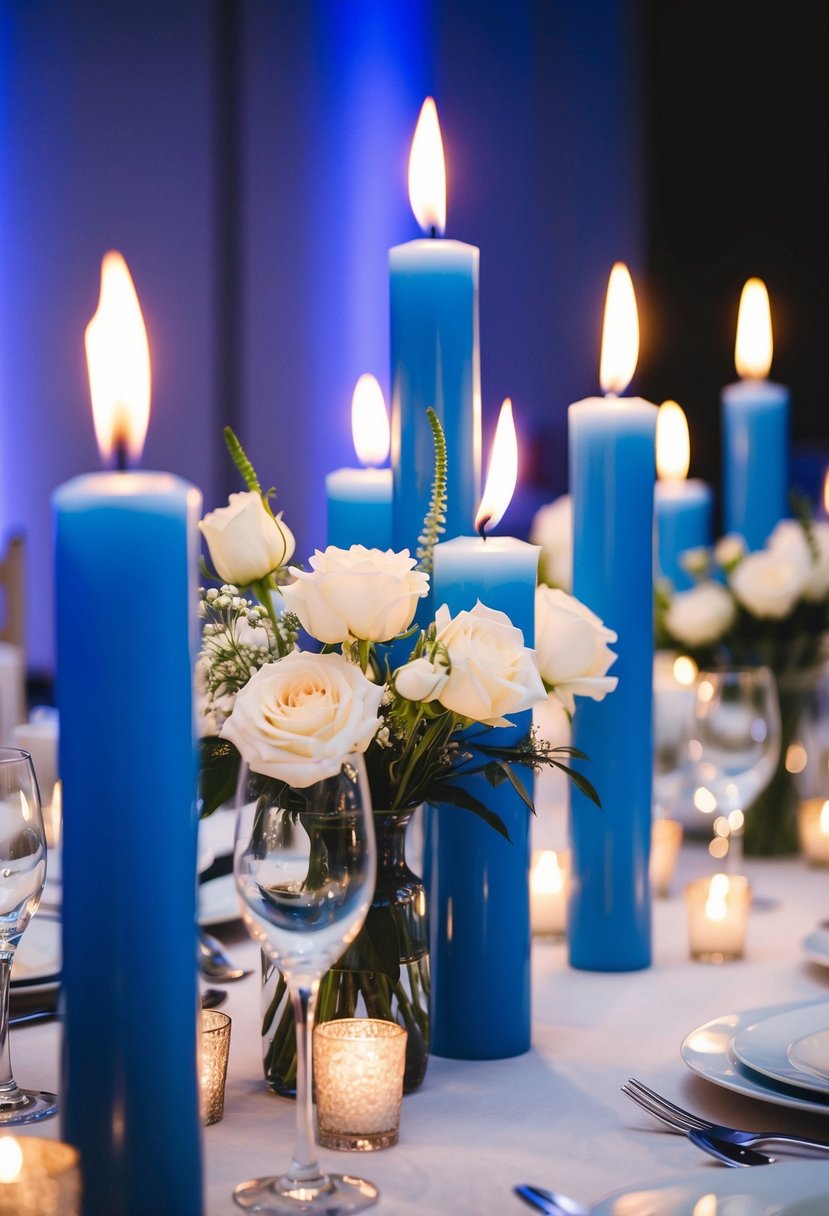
[429, 535, 539, 1058]
[655, 480, 714, 590]
[326, 467, 392, 549]
[569, 396, 657, 972]
[722, 378, 789, 550]
[390, 238, 481, 552]
[54, 471, 203, 1216]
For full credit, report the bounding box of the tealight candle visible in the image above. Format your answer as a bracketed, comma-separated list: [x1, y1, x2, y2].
[314, 1019, 407, 1151]
[530, 849, 570, 937]
[0, 1135, 80, 1215]
[798, 798, 829, 865]
[685, 873, 751, 962]
[654, 401, 713, 591]
[649, 818, 683, 898]
[10, 711, 58, 799]
[200, 1010, 232, 1126]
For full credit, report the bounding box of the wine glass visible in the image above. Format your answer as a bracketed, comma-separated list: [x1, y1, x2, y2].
[232, 756, 378, 1215]
[690, 667, 780, 872]
[0, 747, 57, 1123]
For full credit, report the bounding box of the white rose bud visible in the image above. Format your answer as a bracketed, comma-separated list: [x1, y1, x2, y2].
[393, 655, 449, 703]
[663, 581, 736, 648]
[729, 549, 808, 619]
[220, 651, 383, 787]
[431, 601, 546, 726]
[200, 492, 295, 586]
[282, 545, 429, 644]
[679, 547, 710, 578]
[767, 519, 829, 601]
[529, 495, 573, 592]
[713, 533, 746, 571]
[534, 585, 618, 714]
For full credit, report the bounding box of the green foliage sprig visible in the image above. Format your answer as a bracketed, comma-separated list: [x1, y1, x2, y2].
[416, 408, 447, 573]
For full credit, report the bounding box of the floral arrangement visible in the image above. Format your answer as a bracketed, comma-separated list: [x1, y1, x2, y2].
[657, 509, 829, 854]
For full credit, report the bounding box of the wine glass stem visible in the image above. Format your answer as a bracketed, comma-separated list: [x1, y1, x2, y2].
[729, 828, 744, 875]
[288, 981, 324, 1186]
[0, 952, 14, 1091]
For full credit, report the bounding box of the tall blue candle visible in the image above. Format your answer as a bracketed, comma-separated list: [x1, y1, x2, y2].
[326, 375, 392, 548]
[390, 98, 481, 554]
[654, 402, 713, 590]
[568, 264, 657, 973]
[722, 278, 789, 551]
[54, 254, 202, 1216]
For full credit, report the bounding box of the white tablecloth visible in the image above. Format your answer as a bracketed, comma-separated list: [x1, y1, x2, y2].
[14, 846, 829, 1214]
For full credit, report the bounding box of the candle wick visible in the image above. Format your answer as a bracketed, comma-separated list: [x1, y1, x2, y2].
[477, 517, 491, 541]
[114, 438, 129, 473]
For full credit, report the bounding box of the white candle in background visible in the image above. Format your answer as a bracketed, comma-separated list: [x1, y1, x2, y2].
[798, 798, 829, 865]
[530, 849, 570, 937]
[686, 873, 751, 961]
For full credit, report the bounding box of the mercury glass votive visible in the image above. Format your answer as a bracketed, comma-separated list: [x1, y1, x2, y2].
[798, 798, 829, 865]
[685, 873, 751, 963]
[649, 818, 683, 898]
[314, 1019, 407, 1151]
[0, 1135, 80, 1215]
[200, 1009, 231, 1126]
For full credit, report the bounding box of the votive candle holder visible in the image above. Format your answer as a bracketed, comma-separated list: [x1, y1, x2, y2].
[798, 798, 829, 866]
[0, 1135, 80, 1215]
[530, 849, 570, 938]
[649, 818, 683, 898]
[314, 1019, 407, 1151]
[200, 1009, 231, 1126]
[685, 873, 751, 963]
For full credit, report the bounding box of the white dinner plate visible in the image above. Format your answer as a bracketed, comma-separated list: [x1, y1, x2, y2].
[681, 999, 829, 1115]
[10, 917, 61, 995]
[803, 927, 829, 968]
[790, 1029, 829, 1084]
[198, 874, 240, 927]
[591, 1159, 829, 1215]
[732, 1001, 829, 1095]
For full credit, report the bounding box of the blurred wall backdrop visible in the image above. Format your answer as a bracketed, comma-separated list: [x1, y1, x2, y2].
[7, 1, 827, 679]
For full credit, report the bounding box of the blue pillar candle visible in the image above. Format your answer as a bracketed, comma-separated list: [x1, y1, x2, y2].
[54, 253, 202, 1216]
[568, 264, 657, 973]
[326, 375, 392, 548]
[430, 534, 539, 1058]
[722, 278, 789, 551]
[654, 402, 713, 590]
[390, 98, 481, 553]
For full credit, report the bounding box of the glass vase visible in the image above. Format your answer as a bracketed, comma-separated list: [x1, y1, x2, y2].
[261, 807, 430, 1095]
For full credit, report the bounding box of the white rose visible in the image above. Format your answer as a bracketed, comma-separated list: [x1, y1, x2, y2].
[282, 545, 429, 644]
[729, 549, 808, 619]
[393, 655, 448, 703]
[220, 651, 383, 787]
[663, 582, 736, 648]
[529, 495, 572, 591]
[431, 601, 546, 726]
[679, 547, 710, 578]
[714, 533, 746, 571]
[200, 492, 295, 585]
[768, 519, 829, 601]
[534, 586, 618, 714]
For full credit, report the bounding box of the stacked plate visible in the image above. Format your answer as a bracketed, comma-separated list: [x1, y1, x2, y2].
[681, 997, 829, 1115]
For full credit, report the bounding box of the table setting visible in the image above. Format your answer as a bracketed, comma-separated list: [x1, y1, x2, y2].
[2, 93, 829, 1216]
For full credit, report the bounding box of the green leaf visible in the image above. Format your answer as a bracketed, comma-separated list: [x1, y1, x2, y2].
[429, 783, 512, 841]
[483, 759, 535, 813]
[548, 760, 602, 808]
[198, 737, 241, 817]
[333, 905, 401, 983]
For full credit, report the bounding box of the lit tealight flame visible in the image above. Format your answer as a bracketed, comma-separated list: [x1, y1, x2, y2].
[85, 252, 151, 468]
[599, 263, 639, 395]
[673, 655, 698, 686]
[0, 1136, 23, 1184]
[704, 873, 731, 922]
[408, 97, 446, 236]
[531, 850, 564, 896]
[475, 398, 518, 536]
[656, 401, 690, 482]
[351, 374, 390, 467]
[820, 800, 829, 835]
[735, 277, 773, 379]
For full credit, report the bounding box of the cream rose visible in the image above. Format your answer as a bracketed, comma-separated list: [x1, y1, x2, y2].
[768, 519, 829, 601]
[220, 651, 383, 787]
[430, 601, 546, 725]
[200, 492, 295, 585]
[282, 545, 429, 644]
[534, 586, 618, 713]
[729, 549, 807, 619]
[714, 533, 746, 571]
[663, 581, 736, 648]
[393, 655, 449, 703]
[529, 495, 573, 591]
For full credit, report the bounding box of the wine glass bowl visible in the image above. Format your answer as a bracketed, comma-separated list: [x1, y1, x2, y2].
[0, 747, 57, 1124]
[233, 757, 378, 1215]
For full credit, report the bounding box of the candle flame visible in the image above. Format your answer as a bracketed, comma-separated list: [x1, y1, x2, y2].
[656, 401, 690, 482]
[704, 872, 730, 921]
[0, 1137, 23, 1184]
[408, 97, 446, 236]
[531, 850, 564, 895]
[673, 655, 698, 686]
[351, 374, 390, 467]
[820, 800, 829, 834]
[85, 252, 151, 466]
[599, 263, 640, 394]
[475, 398, 518, 534]
[735, 277, 773, 379]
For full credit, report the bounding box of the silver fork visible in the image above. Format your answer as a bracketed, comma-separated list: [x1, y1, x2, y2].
[622, 1077, 829, 1155]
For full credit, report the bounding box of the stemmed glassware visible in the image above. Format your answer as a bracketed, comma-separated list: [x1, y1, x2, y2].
[0, 747, 57, 1123]
[232, 756, 378, 1215]
[690, 667, 780, 872]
